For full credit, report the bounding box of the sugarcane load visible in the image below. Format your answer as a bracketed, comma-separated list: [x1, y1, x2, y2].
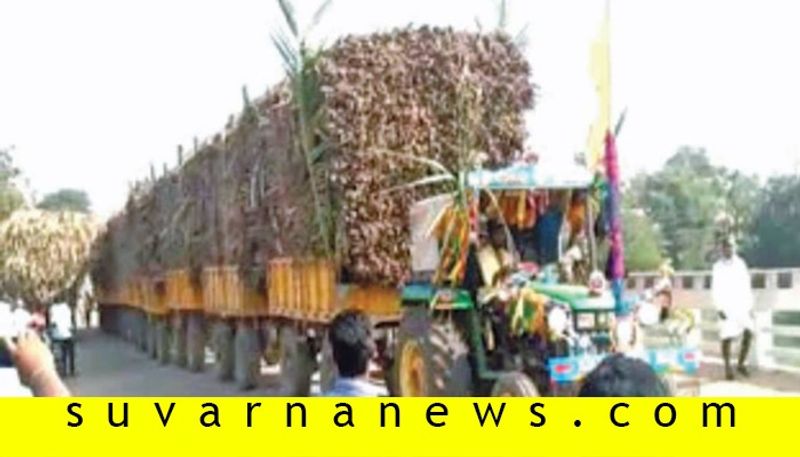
[91, 15, 697, 396]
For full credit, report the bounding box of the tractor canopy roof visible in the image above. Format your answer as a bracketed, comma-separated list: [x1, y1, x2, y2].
[466, 161, 593, 191]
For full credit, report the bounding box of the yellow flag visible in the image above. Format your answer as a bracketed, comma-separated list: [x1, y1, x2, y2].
[587, 3, 611, 171]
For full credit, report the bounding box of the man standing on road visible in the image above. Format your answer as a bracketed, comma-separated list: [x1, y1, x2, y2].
[322, 310, 384, 397]
[49, 301, 76, 377]
[712, 237, 755, 380]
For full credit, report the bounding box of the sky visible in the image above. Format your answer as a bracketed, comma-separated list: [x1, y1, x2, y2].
[1, 0, 799, 219]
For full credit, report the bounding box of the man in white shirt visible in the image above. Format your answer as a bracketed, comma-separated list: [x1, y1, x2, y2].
[711, 238, 755, 380]
[49, 302, 75, 376]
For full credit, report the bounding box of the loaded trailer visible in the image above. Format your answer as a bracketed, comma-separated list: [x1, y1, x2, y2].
[91, 26, 697, 397]
[96, 262, 403, 393]
[94, 161, 675, 396]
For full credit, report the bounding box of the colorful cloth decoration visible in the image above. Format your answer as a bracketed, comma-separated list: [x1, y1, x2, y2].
[603, 130, 626, 315]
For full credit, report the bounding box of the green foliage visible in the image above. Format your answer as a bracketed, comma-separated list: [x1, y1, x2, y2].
[37, 188, 91, 213]
[622, 198, 663, 272]
[475, 0, 529, 50]
[0, 147, 26, 222]
[628, 147, 759, 270]
[271, 0, 334, 257]
[744, 175, 800, 268]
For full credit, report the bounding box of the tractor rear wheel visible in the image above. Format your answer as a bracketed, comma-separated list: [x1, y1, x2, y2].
[491, 371, 540, 397]
[395, 307, 473, 396]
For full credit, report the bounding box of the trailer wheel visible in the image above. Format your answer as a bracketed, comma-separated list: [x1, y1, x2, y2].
[186, 312, 206, 372]
[278, 326, 315, 396]
[234, 320, 260, 391]
[395, 307, 473, 396]
[170, 312, 187, 368]
[261, 322, 281, 366]
[319, 333, 337, 394]
[136, 310, 148, 352]
[147, 314, 158, 359]
[491, 371, 540, 397]
[213, 320, 234, 382]
[156, 316, 171, 365]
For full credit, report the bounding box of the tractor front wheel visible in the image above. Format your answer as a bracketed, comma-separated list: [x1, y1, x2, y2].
[490, 371, 540, 397]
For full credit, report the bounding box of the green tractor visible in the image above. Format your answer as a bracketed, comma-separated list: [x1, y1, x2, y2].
[393, 161, 620, 396]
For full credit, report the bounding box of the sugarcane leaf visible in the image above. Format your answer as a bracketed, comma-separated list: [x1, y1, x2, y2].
[381, 174, 456, 195]
[513, 23, 530, 49]
[304, 0, 333, 38]
[309, 143, 327, 163]
[276, 0, 299, 38]
[270, 32, 299, 75]
[496, 0, 508, 31]
[482, 188, 519, 262]
[614, 108, 628, 138]
[369, 148, 453, 176]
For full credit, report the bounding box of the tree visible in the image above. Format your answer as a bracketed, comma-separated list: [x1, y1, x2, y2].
[745, 175, 800, 268]
[37, 188, 91, 213]
[628, 147, 760, 270]
[628, 147, 721, 269]
[0, 147, 25, 221]
[622, 201, 663, 272]
[714, 169, 760, 252]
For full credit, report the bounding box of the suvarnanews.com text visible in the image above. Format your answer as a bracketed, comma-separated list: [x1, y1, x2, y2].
[63, 400, 736, 430]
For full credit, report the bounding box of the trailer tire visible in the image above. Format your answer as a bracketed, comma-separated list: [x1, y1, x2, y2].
[395, 307, 473, 396]
[136, 310, 148, 352]
[186, 312, 206, 372]
[147, 315, 158, 359]
[171, 312, 187, 368]
[261, 322, 281, 366]
[319, 333, 337, 394]
[490, 371, 540, 397]
[234, 321, 260, 390]
[213, 320, 235, 381]
[156, 317, 171, 365]
[278, 326, 315, 396]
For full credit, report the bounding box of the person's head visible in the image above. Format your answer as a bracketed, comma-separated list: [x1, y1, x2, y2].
[329, 310, 375, 378]
[578, 354, 670, 397]
[571, 190, 587, 205]
[721, 238, 734, 260]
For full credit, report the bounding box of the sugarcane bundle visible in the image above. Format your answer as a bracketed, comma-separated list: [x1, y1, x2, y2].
[319, 26, 534, 285]
[0, 209, 100, 306]
[429, 201, 473, 285]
